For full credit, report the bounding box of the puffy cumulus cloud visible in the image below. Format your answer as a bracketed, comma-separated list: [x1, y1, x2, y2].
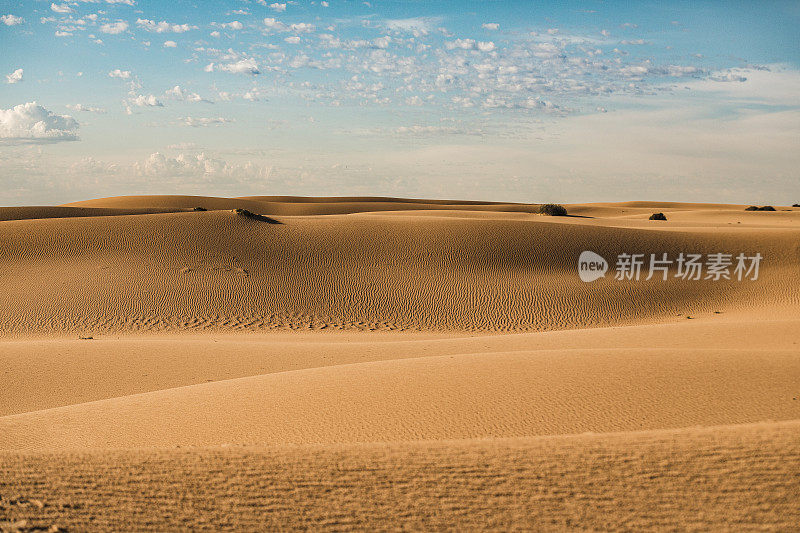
[108, 68, 131, 79]
[269, 3, 286, 12]
[6, 68, 23, 84]
[213, 58, 260, 75]
[0, 102, 79, 144]
[182, 116, 234, 127]
[128, 94, 163, 107]
[50, 3, 73, 13]
[1, 14, 24, 26]
[290, 22, 314, 33]
[284, 35, 300, 44]
[165, 85, 212, 103]
[221, 20, 243, 30]
[133, 152, 270, 181]
[263, 17, 288, 31]
[66, 103, 106, 113]
[481, 23, 499, 30]
[136, 19, 196, 33]
[163, 40, 177, 47]
[100, 21, 128, 34]
[444, 38, 494, 52]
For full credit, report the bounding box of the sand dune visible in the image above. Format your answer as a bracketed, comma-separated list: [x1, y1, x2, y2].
[1, 198, 798, 336]
[1, 318, 798, 417]
[1, 195, 798, 529]
[2, 343, 798, 450]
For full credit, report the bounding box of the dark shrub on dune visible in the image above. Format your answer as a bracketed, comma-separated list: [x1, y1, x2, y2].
[233, 208, 282, 224]
[745, 206, 759, 211]
[192, 207, 207, 211]
[746, 205, 776, 211]
[649, 212, 667, 220]
[538, 204, 568, 216]
[793, 204, 800, 207]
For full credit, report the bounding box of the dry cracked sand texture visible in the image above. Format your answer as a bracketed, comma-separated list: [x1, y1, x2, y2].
[1, 196, 799, 531]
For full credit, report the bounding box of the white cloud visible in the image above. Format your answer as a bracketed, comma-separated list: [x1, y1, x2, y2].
[481, 23, 499, 30]
[222, 20, 243, 30]
[269, 3, 286, 12]
[0, 102, 79, 143]
[321, 1, 329, 6]
[132, 152, 268, 181]
[163, 40, 177, 47]
[165, 85, 212, 103]
[284, 35, 300, 44]
[210, 30, 220, 37]
[290, 22, 314, 33]
[216, 58, 260, 75]
[108, 69, 131, 79]
[1, 14, 24, 26]
[66, 103, 106, 113]
[136, 19, 196, 33]
[6, 68, 23, 84]
[372, 35, 391, 49]
[100, 21, 128, 34]
[263, 17, 288, 31]
[50, 3, 74, 13]
[182, 116, 234, 127]
[477, 41, 495, 52]
[165, 85, 185, 98]
[129, 94, 163, 107]
[384, 17, 440, 35]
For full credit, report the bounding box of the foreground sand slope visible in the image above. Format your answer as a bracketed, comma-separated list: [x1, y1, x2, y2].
[2, 421, 798, 531]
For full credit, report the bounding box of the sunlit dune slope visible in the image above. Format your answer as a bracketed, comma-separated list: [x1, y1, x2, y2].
[1, 196, 798, 336]
[2, 318, 798, 417]
[2, 339, 798, 450]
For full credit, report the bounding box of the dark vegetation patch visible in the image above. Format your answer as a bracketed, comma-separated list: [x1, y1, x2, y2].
[538, 204, 568, 216]
[233, 208, 282, 224]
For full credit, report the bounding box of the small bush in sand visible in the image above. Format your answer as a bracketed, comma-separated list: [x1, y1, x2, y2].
[233, 208, 282, 224]
[746, 205, 776, 211]
[649, 212, 667, 221]
[793, 204, 800, 208]
[538, 204, 568, 216]
[192, 207, 207, 211]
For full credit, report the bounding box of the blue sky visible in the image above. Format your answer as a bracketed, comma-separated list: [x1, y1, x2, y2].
[1, 0, 798, 204]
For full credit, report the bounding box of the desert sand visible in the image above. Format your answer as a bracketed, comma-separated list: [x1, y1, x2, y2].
[1, 196, 798, 531]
